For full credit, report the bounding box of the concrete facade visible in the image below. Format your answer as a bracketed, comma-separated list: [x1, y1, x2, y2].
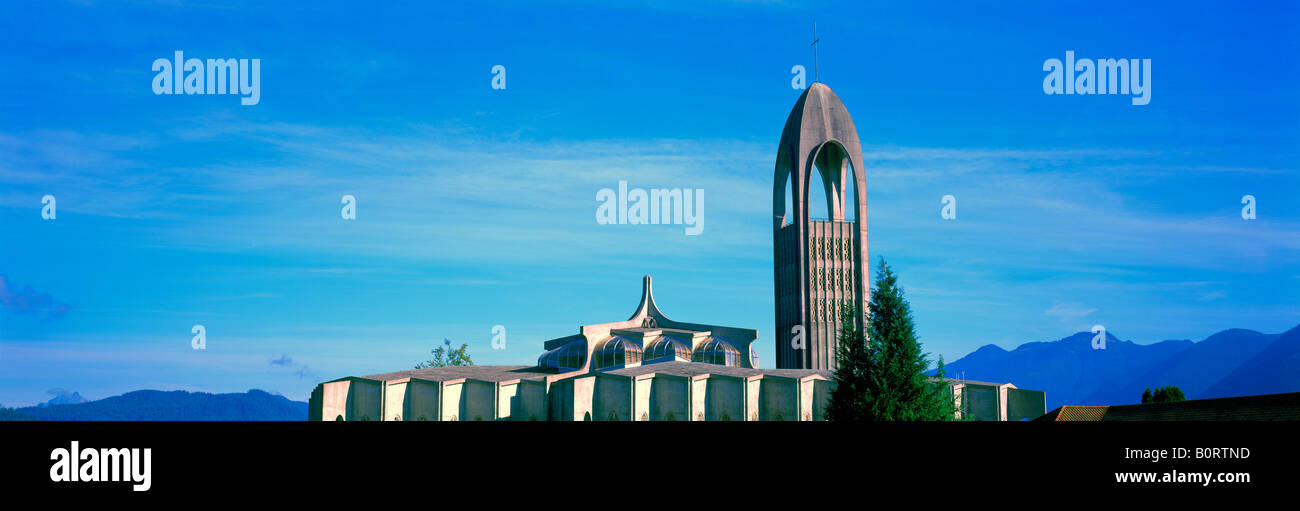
[308, 362, 835, 421]
[308, 367, 1043, 422]
[773, 82, 870, 370]
[307, 274, 1047, 421]
[947, 379, 1047, 421]
[308, 275, 838, 421]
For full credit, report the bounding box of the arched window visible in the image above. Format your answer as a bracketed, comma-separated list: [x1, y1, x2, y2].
[644, 336, 691, 363]
[692, 337, 741, 367]
[592, 335, 644, 370]
[537, 339, 588, 372]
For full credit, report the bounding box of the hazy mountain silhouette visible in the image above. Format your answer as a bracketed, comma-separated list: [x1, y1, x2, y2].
[39, 390, 85, 407]
[11, 389, 307, 421]
[942, 331, 1190, 410]
[942, 325, 1300, 411]
[1200, 324, 1300, 399]
[1084, 329, 1278, 405]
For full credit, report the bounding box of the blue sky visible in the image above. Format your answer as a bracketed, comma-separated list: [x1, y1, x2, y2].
[0, 1, 1297, 406]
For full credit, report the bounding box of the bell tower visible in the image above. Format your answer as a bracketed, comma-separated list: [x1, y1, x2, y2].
[772, 82, 868, 370]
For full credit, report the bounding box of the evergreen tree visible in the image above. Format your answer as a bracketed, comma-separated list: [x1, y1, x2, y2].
[0, 404, 31, 421]
[826, 304, 873, 421]
[1141, 388, 1153, 404]
[867, 259, 955, 420]
[828, 258, 956, 421]
[1151, 385, 1185, 403]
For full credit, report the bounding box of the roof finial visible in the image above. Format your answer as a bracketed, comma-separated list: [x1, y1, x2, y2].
[628, 274, 669, 322]
[811, 20, 820, 84]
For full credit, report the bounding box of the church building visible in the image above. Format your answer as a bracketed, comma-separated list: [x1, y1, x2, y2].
[307, 81, 1045, 421]
[308, 274, 1045, 421]
[310, 275, 837, 421]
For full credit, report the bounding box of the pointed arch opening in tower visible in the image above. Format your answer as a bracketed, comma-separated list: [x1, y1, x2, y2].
[842, 153, 857, 222]
[808, 140, 852, 223]
[783, 169, 794, 226]
[807, 162, 830, 221]
[775, 146, 794, 227]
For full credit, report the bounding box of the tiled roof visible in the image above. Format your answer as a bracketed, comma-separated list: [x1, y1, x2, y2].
[1037, 392, 1300, 421]
[1036, 405, 1110, 422]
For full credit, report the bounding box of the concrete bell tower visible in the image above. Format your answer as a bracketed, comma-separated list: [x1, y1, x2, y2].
[772, 82, 869, 370]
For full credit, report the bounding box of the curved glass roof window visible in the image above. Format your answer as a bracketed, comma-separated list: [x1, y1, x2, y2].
[693, 337, 741, 367]
[643, 336, 692, 363]
[537, 340, 587, 372]
[592, 336, 644, 370]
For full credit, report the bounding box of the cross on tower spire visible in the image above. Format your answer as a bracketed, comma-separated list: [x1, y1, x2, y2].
[811, 21, 820, 83]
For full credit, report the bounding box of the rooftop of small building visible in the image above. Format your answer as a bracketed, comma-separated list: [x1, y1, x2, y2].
[941, 378, 1021, 388]
[1036, 392, 1300, 421]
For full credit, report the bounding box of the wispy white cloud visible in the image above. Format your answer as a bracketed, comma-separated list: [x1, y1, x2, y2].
[2, 120, 1297, 373]
[6, 121, 1295, 274]
[1043, 301, 1098, 320]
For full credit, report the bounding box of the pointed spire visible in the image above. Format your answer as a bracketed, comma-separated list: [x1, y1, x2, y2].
[627, 274, 669, 323]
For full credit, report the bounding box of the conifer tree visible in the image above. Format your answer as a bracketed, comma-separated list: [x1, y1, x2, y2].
[826, 303, 873, 421]
[828, 258, 956, 421]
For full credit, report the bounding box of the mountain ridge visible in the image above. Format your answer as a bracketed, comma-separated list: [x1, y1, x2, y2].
[6, 389, 307, 421]
[942, 324, 1300, 411]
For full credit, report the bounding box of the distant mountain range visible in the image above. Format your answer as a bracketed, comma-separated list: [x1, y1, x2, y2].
[5, 324, 1296, 420]
[941, 324, 1300, 411]
[3, 389, 307, 421]
[38, 390, 85, 407]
